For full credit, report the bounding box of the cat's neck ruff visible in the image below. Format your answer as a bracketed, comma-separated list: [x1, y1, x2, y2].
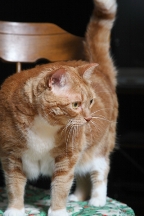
[22, 115, 61, 179]
[26, 115, 61, 154]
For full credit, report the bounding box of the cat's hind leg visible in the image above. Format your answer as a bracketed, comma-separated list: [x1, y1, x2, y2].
[68, 174, 91, 202]
[88, 157, 109, 207]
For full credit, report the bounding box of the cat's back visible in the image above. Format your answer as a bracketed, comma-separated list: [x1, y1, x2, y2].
[0, 67, 41, 102]
[0, 60, 82, 102]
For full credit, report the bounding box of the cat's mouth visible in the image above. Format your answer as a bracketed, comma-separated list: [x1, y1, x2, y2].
[70, 117, 92, 127]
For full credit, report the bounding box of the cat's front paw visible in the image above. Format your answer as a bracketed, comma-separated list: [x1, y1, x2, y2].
[89, 197, 106, 207]
[48, 207, 68, 216]
[4, 208, 25, 216]
[68, 194, 79, 202]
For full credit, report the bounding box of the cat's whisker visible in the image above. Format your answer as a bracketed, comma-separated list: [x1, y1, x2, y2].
[63, 119, 78, 156]
[61, 119, 72, 135]
[91, 107, 112, 116]
[92, 116, 116, 124]
[61, 124, 68, 135]
[74, 125, 77, 142]
[77, 125, 80, 137]
[92, 116, 110, 122]
[66, 123, 80, 153]
[95, 90, 112, 94]
[71, 126, 74, 153]
[71, 125, 76, 153]
[65, 124, 74, 156]
[90, 120, 96, 128]
[72, 125, 77, 150]
[90, 120, 101, 133]
[94, 114, 117, 124]
[88, 123, 92, 143]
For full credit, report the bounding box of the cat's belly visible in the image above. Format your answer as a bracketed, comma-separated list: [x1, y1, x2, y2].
[22, 115, 61, 179]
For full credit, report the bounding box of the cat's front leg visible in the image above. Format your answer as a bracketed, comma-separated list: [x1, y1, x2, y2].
[48, 153, 79, 216]
[89, 157, 109, 207]
[1, 158, 26, 216]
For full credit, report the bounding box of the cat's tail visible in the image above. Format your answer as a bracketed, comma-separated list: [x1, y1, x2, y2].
[84, 0, 117, 85]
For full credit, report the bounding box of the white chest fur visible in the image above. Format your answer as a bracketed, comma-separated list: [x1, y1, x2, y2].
[22, 116, 61, 179]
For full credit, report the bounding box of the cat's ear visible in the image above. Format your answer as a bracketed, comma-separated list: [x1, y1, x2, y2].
[78, 63, 98, 80]
[49, 68, 66, 88]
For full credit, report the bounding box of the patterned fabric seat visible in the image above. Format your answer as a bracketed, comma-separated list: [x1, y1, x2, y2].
[0, 186, 135, 216]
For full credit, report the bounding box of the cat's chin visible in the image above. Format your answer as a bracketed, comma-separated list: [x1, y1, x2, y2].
[48, 207, 68, 216]
[4, 208, 25, 216]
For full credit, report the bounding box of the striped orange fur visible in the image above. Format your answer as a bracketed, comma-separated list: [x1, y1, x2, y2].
[0, 0, 118, 216]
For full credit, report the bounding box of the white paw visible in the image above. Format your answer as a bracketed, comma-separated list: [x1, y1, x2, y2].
[48, 207, 68, 216]
[4, 208, 25, 216]
[68, 194, 79, 202]
[89, 197, 106, 207]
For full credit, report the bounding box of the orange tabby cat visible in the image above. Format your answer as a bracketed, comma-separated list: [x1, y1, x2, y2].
[0, 0, 118, 216]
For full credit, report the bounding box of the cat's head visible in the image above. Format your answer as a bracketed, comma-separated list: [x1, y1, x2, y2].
[33, 63, 97, 127]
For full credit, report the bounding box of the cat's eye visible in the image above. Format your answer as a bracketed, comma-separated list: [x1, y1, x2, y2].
[72, 102, 81, 109]
[90, 99, 93, 105]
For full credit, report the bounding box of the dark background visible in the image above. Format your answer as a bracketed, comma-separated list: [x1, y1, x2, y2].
[0, 0, 144, 215]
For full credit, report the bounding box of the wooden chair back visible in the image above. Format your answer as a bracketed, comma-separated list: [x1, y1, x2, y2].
[0, 21, 84, 72]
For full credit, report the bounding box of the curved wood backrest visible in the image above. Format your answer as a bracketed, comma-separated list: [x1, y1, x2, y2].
[0, 21, 84, 72]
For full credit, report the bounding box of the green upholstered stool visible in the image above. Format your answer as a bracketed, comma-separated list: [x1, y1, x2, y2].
[0, 186, 135, 216]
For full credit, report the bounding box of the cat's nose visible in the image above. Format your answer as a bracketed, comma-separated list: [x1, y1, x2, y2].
[84, 116, 92, 122]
